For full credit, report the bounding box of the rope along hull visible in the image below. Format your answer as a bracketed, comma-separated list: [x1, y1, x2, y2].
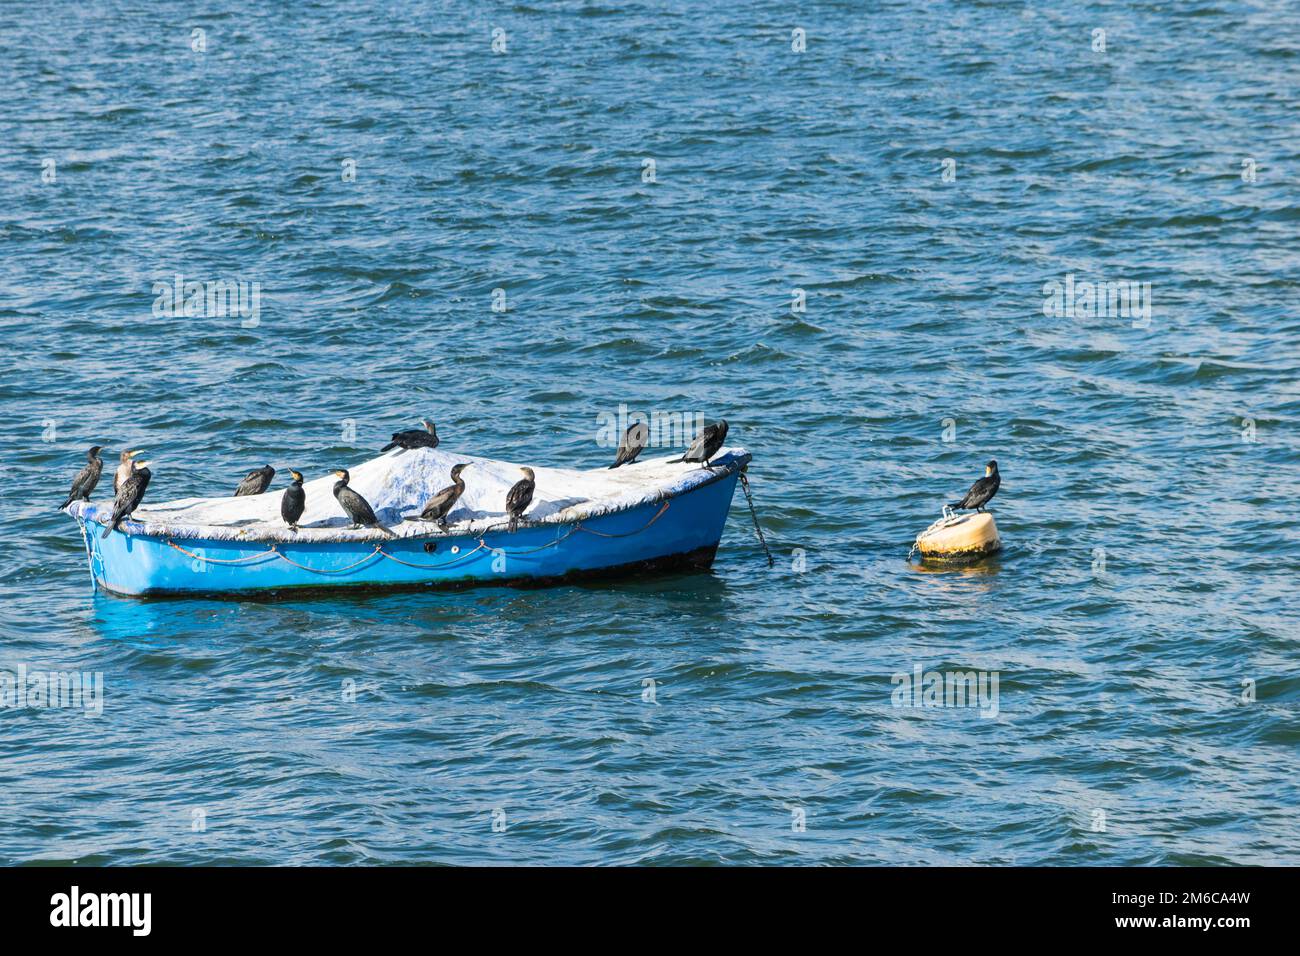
[74, 466, 743, 597]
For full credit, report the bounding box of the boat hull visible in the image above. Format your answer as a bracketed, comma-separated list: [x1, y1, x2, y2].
[74, 466, 743, 597]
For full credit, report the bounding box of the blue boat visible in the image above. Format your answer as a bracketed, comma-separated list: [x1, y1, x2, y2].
[66, 448, 752, 597]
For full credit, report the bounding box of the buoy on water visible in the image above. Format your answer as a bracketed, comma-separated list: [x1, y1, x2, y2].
[911, 510, 1001, 563]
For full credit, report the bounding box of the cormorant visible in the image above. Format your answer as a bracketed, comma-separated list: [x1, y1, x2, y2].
[505, 467, 535, 532]
[113, 449, 142, 493]
[949, 460, 1000, 513]
[101, 460, 152, 538]
[407, 463, 469, 530]
[234, 464, 276, 497]
[671, 420, 728, 468]
[381, 419, 439, 453]
[332, 469, 393, 535]
[60, 445, 103, 509]
[609, 422, 648, 469]
[281, 470, 306, 531]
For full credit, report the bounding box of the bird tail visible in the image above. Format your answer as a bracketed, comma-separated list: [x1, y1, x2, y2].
[381, 441, 398, 453]
[101, 521, 117, 540]
[668, 455, 686, 464]
[59, 497, 74, 510]
[948, 500, 964, 511]
[608, 461, 621, 469]
[374, 523, 396, 538]
[508, 515, 519, 533]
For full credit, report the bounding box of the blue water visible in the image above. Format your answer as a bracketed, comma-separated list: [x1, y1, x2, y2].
[2, 0, 1298, 865]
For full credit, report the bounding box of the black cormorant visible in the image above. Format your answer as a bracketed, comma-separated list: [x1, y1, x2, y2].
[949, 460, 1000, 513]
[332, 469, 393, 535]
[381, 419, 439, 453]
[609, 422, 648, 469]
[234, 464, 275, 497]
[101, 460, 152, 538]
[60, 445, 103, 509]
[113, 449, 142, 493]
[281, 470, 305, 531]
[408, 463, 469, 530]
[505, 467, 535, 532]
[671, 420, 728, 468]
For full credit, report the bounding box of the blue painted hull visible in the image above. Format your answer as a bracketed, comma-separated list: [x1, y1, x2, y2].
[73, 464, 744, 597]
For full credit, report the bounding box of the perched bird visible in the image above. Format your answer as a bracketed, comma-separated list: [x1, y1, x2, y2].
[382, 419, 439, 453]
[950, 460, 1001, 513]
[332, 469, 392, 535]
[407, 463, 469, 530]
[234, 464, 276, 497]
[59, 445, 103, 509]
[113, 449, 143, 493]
[609, 422, 648, 469]
[101, 460, 152, 538]
[672, 420, 729, 468]
[505, 467, 535, 532]
[281, 469, 306, 531]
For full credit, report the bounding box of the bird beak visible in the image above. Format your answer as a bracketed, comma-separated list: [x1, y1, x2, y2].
[137, 460, 153, 468]
[130, 450, 143, 457]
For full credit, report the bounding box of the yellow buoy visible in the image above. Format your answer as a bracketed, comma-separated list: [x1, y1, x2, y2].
[913, 511, 1001, 562]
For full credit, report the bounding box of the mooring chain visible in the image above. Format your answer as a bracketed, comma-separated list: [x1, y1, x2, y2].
[155, 500, 676, 575]
[738, 469, 774, 568]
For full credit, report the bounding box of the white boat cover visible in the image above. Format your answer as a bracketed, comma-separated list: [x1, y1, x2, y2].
[69, 446, 748, 543]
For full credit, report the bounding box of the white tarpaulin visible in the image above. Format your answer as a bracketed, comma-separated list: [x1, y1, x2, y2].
[70, 446, 747, 543]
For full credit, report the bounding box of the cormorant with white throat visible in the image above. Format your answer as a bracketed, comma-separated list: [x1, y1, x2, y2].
[102, 460, 153, 538]
[281, 470, 305, 531]
[949, 460, 1000, 513]
[114, 449, 142, 493]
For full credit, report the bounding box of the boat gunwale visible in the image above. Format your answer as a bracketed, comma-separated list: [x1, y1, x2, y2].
[72, 452, 753, 549]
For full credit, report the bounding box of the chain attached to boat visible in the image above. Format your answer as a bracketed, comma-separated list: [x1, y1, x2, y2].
[575, 501, 670, 538]
[371, 540, 490, 570]
[738, 468, 774, 568]
[158, 500, 676, 576]
[166, 540, 277, 565]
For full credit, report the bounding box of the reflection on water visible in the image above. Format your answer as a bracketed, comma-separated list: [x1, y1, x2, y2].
[909, 554, 1005, 577]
